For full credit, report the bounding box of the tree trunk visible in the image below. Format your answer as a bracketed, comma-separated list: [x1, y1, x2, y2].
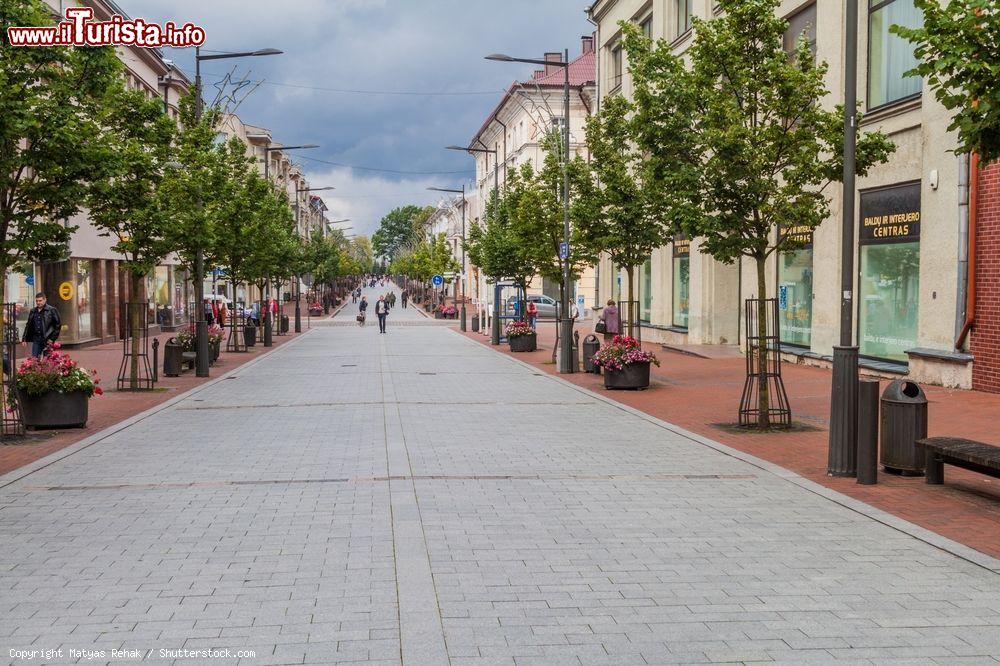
[626, 264, 636, 338]
[0, 271, 7, 385]
[755, 257, 771, 429]
[129, 271, 141, 390]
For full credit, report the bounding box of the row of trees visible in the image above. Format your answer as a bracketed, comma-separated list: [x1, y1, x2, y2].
[1, 0, 361, 389]
[465, 0, 998, 427]
[389, 233, 460, 284]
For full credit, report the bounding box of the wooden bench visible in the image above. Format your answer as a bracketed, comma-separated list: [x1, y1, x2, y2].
[917, 437, 1000, 485]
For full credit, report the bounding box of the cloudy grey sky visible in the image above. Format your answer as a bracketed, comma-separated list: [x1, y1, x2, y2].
[129, 0, 593, 236]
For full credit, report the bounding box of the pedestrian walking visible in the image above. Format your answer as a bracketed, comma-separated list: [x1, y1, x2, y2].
[388, 292, 396, 309]
[526, 300, 538, 330]
[21, 292, 61, 357]
[597, 299, 619, 343]
[358, 296, 368, 326]
[218, 300, 228, 328]
[375, 295, 389, 334]
[401, 290, 408, 309]
[203, 299, 215, 326]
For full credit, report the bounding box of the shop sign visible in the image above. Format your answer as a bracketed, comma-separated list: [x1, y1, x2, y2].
[860, 182, 920, 245]
[778, 223, 814, 248]
[672, 236, 690, 257]
[58, 281, 74, 301]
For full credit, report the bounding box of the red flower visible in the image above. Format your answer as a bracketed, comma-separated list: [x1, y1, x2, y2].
[93, 387, 103, 396]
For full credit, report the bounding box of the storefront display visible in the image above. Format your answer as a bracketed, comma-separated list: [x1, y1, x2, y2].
[858, 182, 920, 361]
[777, 225, 814, 347]
[672, 238, 690, 328]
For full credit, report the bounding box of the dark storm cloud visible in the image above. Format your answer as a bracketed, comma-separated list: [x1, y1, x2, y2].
[125, 0, 593, 234]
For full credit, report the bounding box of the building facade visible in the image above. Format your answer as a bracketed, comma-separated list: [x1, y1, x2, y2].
[589, 0, 975, 387]
[466, 36, 598, 331]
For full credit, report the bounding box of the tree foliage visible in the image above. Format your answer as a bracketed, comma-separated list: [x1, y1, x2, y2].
[893, 0, 1000, 162]
[372, 205, 432, 261]
[464, 173, 535, 294]
[622, 0, 895, 426]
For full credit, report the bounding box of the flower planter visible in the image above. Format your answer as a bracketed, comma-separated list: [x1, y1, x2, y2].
[18, 390, 89, 429]
[509, 333, 537, 353]
[603, 361, 651, 390]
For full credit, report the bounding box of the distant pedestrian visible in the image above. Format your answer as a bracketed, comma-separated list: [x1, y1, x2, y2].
[388, 292, 396, 308]
[204, 299, 215, 326]
[401, 290, 408, 308]
[218, 300, 228, 328]
[358, 296, 368, 327]
[21, 292, 61, 357]
[375, 296, 389, 333]
[526, 300, 538, 330]
[598, 299, 619, 343]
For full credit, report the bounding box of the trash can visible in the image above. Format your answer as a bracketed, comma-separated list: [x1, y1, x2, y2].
[163, 337, 183, 377]
[880, 379, 928, 475]
[582, 334, 601, 374]
[280, 314, 289, 333]
[471, 315, 480, 333]
[244, 324, 257, 347]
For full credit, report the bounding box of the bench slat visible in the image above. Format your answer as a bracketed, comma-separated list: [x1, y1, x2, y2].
[918, 437, 1000, 467]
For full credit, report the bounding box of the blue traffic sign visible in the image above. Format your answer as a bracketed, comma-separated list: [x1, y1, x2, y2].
[559, 242, 569, 260]
[25, 275, 34, 286]
[432, 274, 444, 286]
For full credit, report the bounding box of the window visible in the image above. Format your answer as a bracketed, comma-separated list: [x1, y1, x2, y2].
[640, 15, 653, 40]
[672, 238, 690, 328]
[777, 229, 813, 347]
[868, 0, 922, 108]
[610, 44, 623, 89]
[858, 183, 921, 361]
[783, 2, 817, 55]
[674, 0, 692, 39]
[641, 257, 652, 322]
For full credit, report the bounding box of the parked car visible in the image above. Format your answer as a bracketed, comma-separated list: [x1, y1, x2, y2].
[506, 293, 558, 319]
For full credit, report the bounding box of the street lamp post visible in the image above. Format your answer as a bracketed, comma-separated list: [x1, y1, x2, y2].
[194, 45, 282, 377]
[828, 0, 860, 477]
[260, 143, 318, 345]
[486, 51, 574, 374]
[294, 186, 335, 333]
[428, 185, 468, 331]
[447, 144, 498, 342]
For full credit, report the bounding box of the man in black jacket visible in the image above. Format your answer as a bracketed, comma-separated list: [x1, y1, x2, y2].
[22, 292, 61, 357]
[375, 295, 389, 333]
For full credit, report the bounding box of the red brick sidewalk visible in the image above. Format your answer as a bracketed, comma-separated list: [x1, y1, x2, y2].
[0, 302, 321, 477]
[464, 324, 1000, 561]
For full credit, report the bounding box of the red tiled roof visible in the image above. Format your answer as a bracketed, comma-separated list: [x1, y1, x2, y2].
[469, 47, 596, 148]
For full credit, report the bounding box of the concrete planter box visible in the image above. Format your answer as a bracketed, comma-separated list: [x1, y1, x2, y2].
[18, 390, 89, 429]
[603, 362, 651, 390]
[509, 334, 537, 353]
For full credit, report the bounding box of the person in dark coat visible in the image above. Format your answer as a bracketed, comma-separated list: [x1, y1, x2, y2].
[22, 292, 61, 357]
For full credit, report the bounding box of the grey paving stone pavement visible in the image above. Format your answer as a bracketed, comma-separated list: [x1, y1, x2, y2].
[1, 282, 999, 665]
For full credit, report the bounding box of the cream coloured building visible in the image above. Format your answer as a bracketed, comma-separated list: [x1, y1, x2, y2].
[588, 0, 973, 387]
[465, 36, 599, 332]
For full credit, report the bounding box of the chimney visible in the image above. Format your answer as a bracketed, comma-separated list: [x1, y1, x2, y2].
[544, 52, 562, 76]
[532, 69, 545, 80]
[581, 35, 594, 54]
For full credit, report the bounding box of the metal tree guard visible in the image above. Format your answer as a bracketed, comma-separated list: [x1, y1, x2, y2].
[227, 306, 248, 353]
[117, 301, 155, 391]
[739, 298, 792, 427]
[617, 300, 641, 342]
[2, 303, 24, 438]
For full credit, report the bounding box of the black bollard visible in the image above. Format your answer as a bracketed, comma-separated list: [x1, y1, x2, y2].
[857, 379, 879, 485]
[152, 338, 159, 383]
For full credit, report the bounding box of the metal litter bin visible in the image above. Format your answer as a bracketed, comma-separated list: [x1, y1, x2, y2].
[880, 379, 928, 475]
[244, 324, 257, 347]
[163, 337, 183, 377]
[471, 315, 480, 332]
[582, 334, 601, 374]
[280, 314, 289, 333]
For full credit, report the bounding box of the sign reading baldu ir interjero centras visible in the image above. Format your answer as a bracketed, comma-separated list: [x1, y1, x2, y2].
[860, 182, 921, 245]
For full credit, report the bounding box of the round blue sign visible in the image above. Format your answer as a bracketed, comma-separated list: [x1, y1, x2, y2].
[432, 274, 444, 286]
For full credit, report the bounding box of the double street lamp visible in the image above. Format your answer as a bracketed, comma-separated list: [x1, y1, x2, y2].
[193, 45, 282, 377]
[486, 51, 575, 374]
[260, 143, 318, 346]
[428, 185, 468, 331]
[294, 186, 335, 333]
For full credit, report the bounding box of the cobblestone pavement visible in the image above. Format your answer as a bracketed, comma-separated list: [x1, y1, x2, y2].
[1, 284, 998, 665]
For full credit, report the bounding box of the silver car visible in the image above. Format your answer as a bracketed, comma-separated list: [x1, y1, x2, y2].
[506, 293, 559, 319]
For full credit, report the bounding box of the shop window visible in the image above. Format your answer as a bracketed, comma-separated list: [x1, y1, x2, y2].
[641, 257, 652, 322]
[778, 249, 813, 347]
[858, 183, 921, 361]
[868, 0, 922, 109]
[672, 237, 691, 328]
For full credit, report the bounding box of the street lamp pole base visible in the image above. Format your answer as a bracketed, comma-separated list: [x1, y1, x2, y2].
[460, 303, 467, 332]
[195, 320, 210, 378]
[828, 345, 859, 477]
[558, 318, 575, 374]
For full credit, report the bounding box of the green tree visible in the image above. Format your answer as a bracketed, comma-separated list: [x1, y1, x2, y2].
[893, 0, 1000, 162]
[0, 0, 121, 345]
[372, 205, 431, 261]
[622, 0, 895, 427]
[88, 86, 177, 388]
[514, 133, 599, 315]
[578, 94, 672, 336]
